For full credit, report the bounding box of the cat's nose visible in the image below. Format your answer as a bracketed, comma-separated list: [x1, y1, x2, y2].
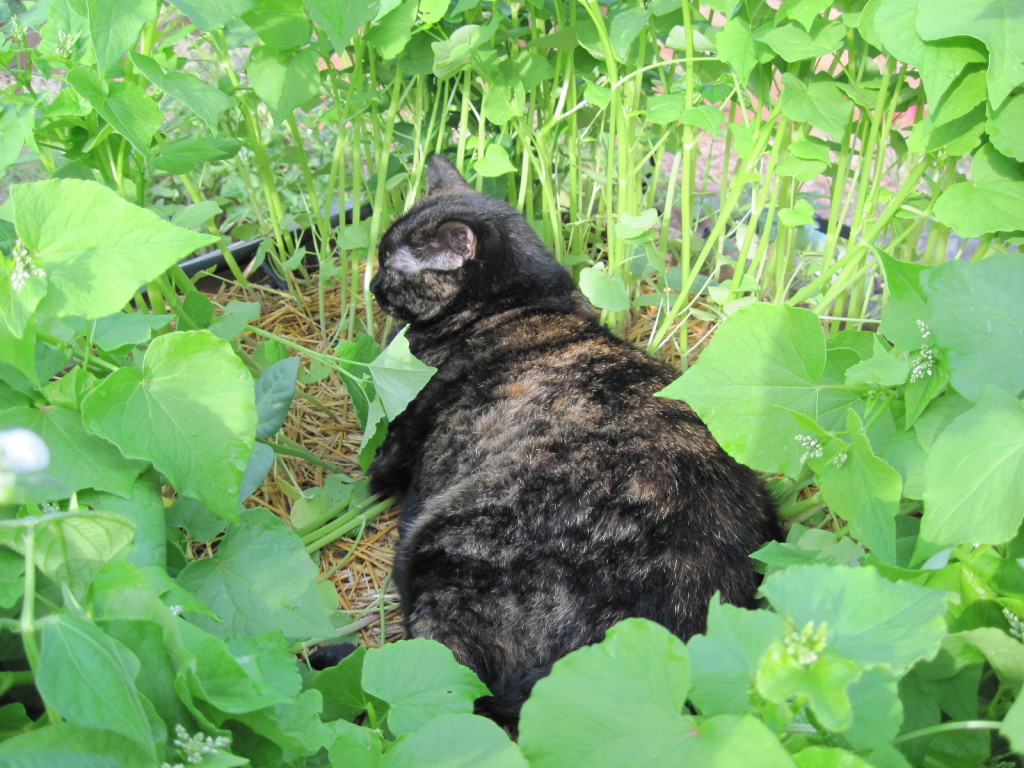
[370, 270, 385, 295]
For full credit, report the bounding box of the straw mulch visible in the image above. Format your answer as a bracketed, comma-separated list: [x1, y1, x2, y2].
[208, 272, 710, 651]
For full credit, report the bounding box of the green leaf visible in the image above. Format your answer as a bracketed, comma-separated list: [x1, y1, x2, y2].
[680, 105, 726, 134]
[933, 177, 1024, 236]
[0, 722, 157, 767]
[644, 93, 685, 125]
[86, 0, 152, 75]
[760, 564, 948, 674]
[306, 0, 375, 53]
[757, 641, 862, 731]
[779, 198, 816, 228]
[920, 388, 1024, 549]
[329, 719, 384, 768]
[916, 0, 1024, 109]
[130, 52, 231, 131]
[366, 0, 417, 60]
[922, 253, 1024, 399]
[780, 0, 833, 30]
[176, 507, 334, 639]
[608, 6, 649, 62]
[66, 68, 164, 156]
[757, 19, 846, 61]
[0, 404, 146, 500]
[860, 0, 986, 107]
[242, 0, 311, 49]
[151, 137, 243, 174]
[169, 0, 255, 31]
[1000, 684, 1024, 755]
[614, 208, 659, 240]
[659, 303, 844, 476]
[92, 312, 173, 351]
[0, 510, 135, 591]
[382, 714, 526, 768]
[12, 179, 216, 319]
[841, 667, 903, 752]
[80, 475, 166, 568]
[37, 616, 158, 760]
[716, 17, 761, 85]
[793, 746, 877, 768]
[362, 638, 489, 736]
[519, 619, 695, 767]
[878, 253, 930, 353]
[208, 299, 261, 341]
[368, 327, 436, 421]
[474, 144, 516, 177]
[247, 46, 320, 123]
[81, 331, 256, 520]
[254, 356, 299, 439]
[578, 267, 631, 312]
[987, 93, 1024, 162]
[687, 599, 785, 716]
[779, 72, 854, 139]
[314, 645, 372, 721]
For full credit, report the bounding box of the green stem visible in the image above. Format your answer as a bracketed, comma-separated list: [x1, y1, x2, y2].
[892, 720, 1002, 745]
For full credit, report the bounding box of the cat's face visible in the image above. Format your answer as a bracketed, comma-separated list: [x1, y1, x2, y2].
[371, 155, 578, 325]
[370, 156, 482, 324]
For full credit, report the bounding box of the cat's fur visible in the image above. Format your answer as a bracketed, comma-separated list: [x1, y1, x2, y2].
[368, 155, 779, 727]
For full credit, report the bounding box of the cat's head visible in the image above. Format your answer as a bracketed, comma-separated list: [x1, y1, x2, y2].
[370, 155, 577, 324]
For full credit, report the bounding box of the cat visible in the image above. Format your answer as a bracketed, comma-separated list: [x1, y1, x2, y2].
[366, 154, 779, 728]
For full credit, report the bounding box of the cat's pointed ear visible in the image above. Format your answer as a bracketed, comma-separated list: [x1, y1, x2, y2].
[427, 155, 472, 196]
[433, 220, 477, 266]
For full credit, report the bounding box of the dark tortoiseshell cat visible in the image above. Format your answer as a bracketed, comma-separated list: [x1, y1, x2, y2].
[368, 155, 779, 727]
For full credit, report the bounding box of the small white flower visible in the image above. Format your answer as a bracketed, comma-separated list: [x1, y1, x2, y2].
[784, 620, 828, 667]
[9, 239, 45, 294]
[832, 452, 848, 467]
[1003, 608, 1024, 642]
[168, 604, 185, 616]
[795, 434, 823, 464]
[909, 345, 935, 382]
[0, 428, 50, 473]
[56, 30, 77, 58]
[916, 319, 932, 340]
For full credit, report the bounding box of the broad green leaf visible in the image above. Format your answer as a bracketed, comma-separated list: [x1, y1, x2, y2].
[167, 496, 225, 542]
[929, 65, 987, 128]
[234, 688, 333, 755]
[987, 93, 1024, 162]
[757, 19, 845, 62]
[841, 667, 903, 751]
[844, 338, 908, 387]
[315, 645, 372, 721]
[920, 389, 1024, 548]
[328, 719, 384, 768]
[760, 564, 947, 674]
[0, 510, 135, 591]
[0, 722, 157, 768]
[242, 0, 311, 49]
[482, 82, 525, 124]
[644, 93, 686, 125]
[860, 0, 987, 106]
[247, 46, 320, 123]
[779, 199, 816, 228]
[307, 0, 375, 52]
[680, 105, 726, 134]
[0, 404, 146, 500]
[368, 327, 436, 421]
[382, 714, 526, 768]
[1000, 686, 1024, 755]
[757, 641, 862, 731]
[86, 0, 152, 75]
[170, 0, 254, 30]
[0, 240, 47, 338]
[818, 416, 902, 564]
[130, 52, 231, 131]
[779, 72, 853, 139]
[66, 68, 163, 156]
[80, 474, 166, 568]
[687, 599, 785, 716]
[254, 356, 299, 438]
[418, 0, 449, 26]
[12, 179, 216, 319]
[82, 331, 256, 520]
[366, 0, 417, 60]
[878, 253, 930, 353]
[176, 620, 294, 714]
[608, 6, 649, 62]
[0, 548, 24, 608]
[658, 303, 832, 476]
[519, 619, 694, 767]
[474, 144, 516, 177]
[151, 137, 243, 174]
[614, 208, 659, 239]
[176, 508, 334, 639]
[362, 638, 489, 736]
[92, 312, 173, 351]
[716, 17, 761, 85]
[37, 616, 157, 759]
[921, 253, 1024, 399]
[780, 0, 833, 30]
[208, 299, 261, 341]
[578, 267, 630, 312]
[933, 178, 1024, 236]
[916, 0, 1024, 109]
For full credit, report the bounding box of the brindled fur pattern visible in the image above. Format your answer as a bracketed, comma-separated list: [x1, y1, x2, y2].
[368, 155, 779, 728]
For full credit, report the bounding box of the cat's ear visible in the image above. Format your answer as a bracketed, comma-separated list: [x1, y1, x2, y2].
[432, 221, 477, 266]
[427, 155, 472, 196]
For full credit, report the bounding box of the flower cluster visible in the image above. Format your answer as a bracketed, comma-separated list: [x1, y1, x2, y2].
[795, 434, 823, 465]
[784, 620, 829, 667]
[909, 320, 937, 382]
[1004, 608, 1024, 642]
[9, 239, 45, 293]
[56, 30, 78, 59]
[159, 724, 231, 767]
